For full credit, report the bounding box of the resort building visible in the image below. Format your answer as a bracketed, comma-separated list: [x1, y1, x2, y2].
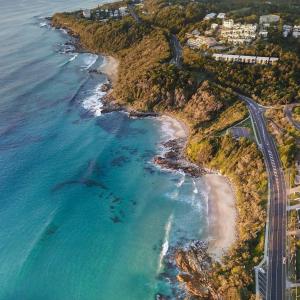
[212, 53, 279, 65]
[293, 25, 300, 38]
[217, 13, 226, 19]
[223, 19, 234, 29]
[259, 30, 268, 38]
[187, 36, 217, 49]
[220, 21, 257, 45]
[259, 14, 280, 25]
[204, 13, 216, 20]
[83, 9, 91, 19]
[283, 25, 292, 37]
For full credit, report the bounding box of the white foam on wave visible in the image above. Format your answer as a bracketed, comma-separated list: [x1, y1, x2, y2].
[176, 173, 185, 188]
[82, 54, 98, 70]
[69, 53, 78, 62]
[59, 28, 68, 35]
[192, 179, 198, 194]
[39, 22, 48, 27]
[82, 83, 107, 117]
[158, 214, 173, 272]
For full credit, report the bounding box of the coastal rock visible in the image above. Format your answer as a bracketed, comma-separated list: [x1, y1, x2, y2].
[175, 241, 220, 300]
[128, 111, 158, 118]
[154, 138, 206, 177]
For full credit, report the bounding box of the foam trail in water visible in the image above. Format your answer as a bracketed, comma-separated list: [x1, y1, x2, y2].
[192, 179, 198, 194]
[158, 214, 173, 272]
[82, 54, 98, 70]
[176, 173, 185, 188]
[82, 83, 107, 117]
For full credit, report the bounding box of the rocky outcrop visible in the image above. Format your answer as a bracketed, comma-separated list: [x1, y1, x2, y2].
[175, 241, 220, 300]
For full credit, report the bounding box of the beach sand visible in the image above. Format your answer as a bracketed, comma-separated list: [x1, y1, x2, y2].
[158, 115, 189, 140]
[98, 56, 119, 86]
[203, 174, 236, 259]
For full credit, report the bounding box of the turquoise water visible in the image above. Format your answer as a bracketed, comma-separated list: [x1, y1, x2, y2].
[0, 1, 208, 299]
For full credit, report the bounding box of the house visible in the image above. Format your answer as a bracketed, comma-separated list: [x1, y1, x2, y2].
[220, 21, 257, 44]
[83, 9, 91, 19]
[212, 53, 278, 65]
[259, 30, 268, 38]
[223, 19, 234, 29]
[293, 25, 300, 38]
[217, 13, 226, 19]
[187, 36, 217, 49]
[211, 23, 219, 30]
[204, 13, 216, 20]
[283, 25, 292, 37]
[119, 6, 129, 16]
[259, 14, 280, 24]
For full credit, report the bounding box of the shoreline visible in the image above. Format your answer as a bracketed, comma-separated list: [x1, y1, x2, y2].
[57, 26, 237, 288]
[95, 49, 237, 258]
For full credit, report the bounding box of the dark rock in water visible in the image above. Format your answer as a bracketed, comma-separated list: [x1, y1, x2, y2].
[129, 111, 158, 118]
[101, 83, 111, 92]
[88, 69, 101, 74]
[153, 138, 207, 177]
[110, 216, 122, 223]
[111, 155, 129, 167]
[155, 293, 171, 300]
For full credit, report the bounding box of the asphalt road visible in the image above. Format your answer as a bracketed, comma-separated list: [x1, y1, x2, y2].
[239, 94, 287, 300]
[169, 34, 182, 67]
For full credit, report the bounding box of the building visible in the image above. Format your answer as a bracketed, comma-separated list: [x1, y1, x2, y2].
[187, 36, 217, 49]
[211, 23, 219, 30]
[204, 13, 216, 20]
[259, 30, 268, 38]
[217, 13, 226, 19]
[212, 53, 279, 65]
[283, 25, 292, 37]
[293, 25, 300, 38]
[220, 21, 257, 44]
[83, 9, 91, 19]
[119, 6, 129, 16]
[223, 19, 234, 29]
[259, 14, 280, 24]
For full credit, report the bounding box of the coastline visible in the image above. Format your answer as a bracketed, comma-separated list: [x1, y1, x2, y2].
[96, 50, 238, 256]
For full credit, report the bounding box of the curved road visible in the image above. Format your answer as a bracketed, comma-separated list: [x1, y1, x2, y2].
[239, 94, 287, 300]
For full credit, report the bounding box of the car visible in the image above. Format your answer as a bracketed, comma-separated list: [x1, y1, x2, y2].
[282, 257, 286, 264]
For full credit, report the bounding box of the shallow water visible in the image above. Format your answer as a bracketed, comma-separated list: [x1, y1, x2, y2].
[0, 1, 208, 299]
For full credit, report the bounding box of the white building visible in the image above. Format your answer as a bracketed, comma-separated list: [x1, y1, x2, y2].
[220, 21, 257, 44]
[283, 25, 292, 37]
[212, 53, 278, 65]
[204, 13, 216, 20]
[223, 19, 234, 29]
[119, 6, 129, 16]
[211, 23, 219, 30]
[259, 30, 268, 38]
[259, 14, 280, 24]
[217, 13, 226, 19]
[187, 36, 217, 48]
[293, 25, 300, 38]
[83, 9, 91, 18]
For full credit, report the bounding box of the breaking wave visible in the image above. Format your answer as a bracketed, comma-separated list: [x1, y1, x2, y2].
[81, 83, 107, 117]
[158, 214, 173, 272]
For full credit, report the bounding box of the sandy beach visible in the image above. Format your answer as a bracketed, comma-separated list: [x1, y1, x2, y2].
[204, 174, 236, 259]
[158, 115, 189, 140]
[98, 56, 119, 86]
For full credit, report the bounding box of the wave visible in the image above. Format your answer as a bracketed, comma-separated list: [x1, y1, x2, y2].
[158, 214, 173, 272]
[58, 53, 78, 68]
[82, 83, 107, 117]
[81, 54, 98, 70]
[176, 173, 185, 188]
[192, 179, 198, 194]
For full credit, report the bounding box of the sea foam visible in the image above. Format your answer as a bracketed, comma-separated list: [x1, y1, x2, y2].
[82, 83, 107, 117]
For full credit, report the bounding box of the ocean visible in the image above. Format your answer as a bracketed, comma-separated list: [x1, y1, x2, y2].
[0, 1, 208, 299]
